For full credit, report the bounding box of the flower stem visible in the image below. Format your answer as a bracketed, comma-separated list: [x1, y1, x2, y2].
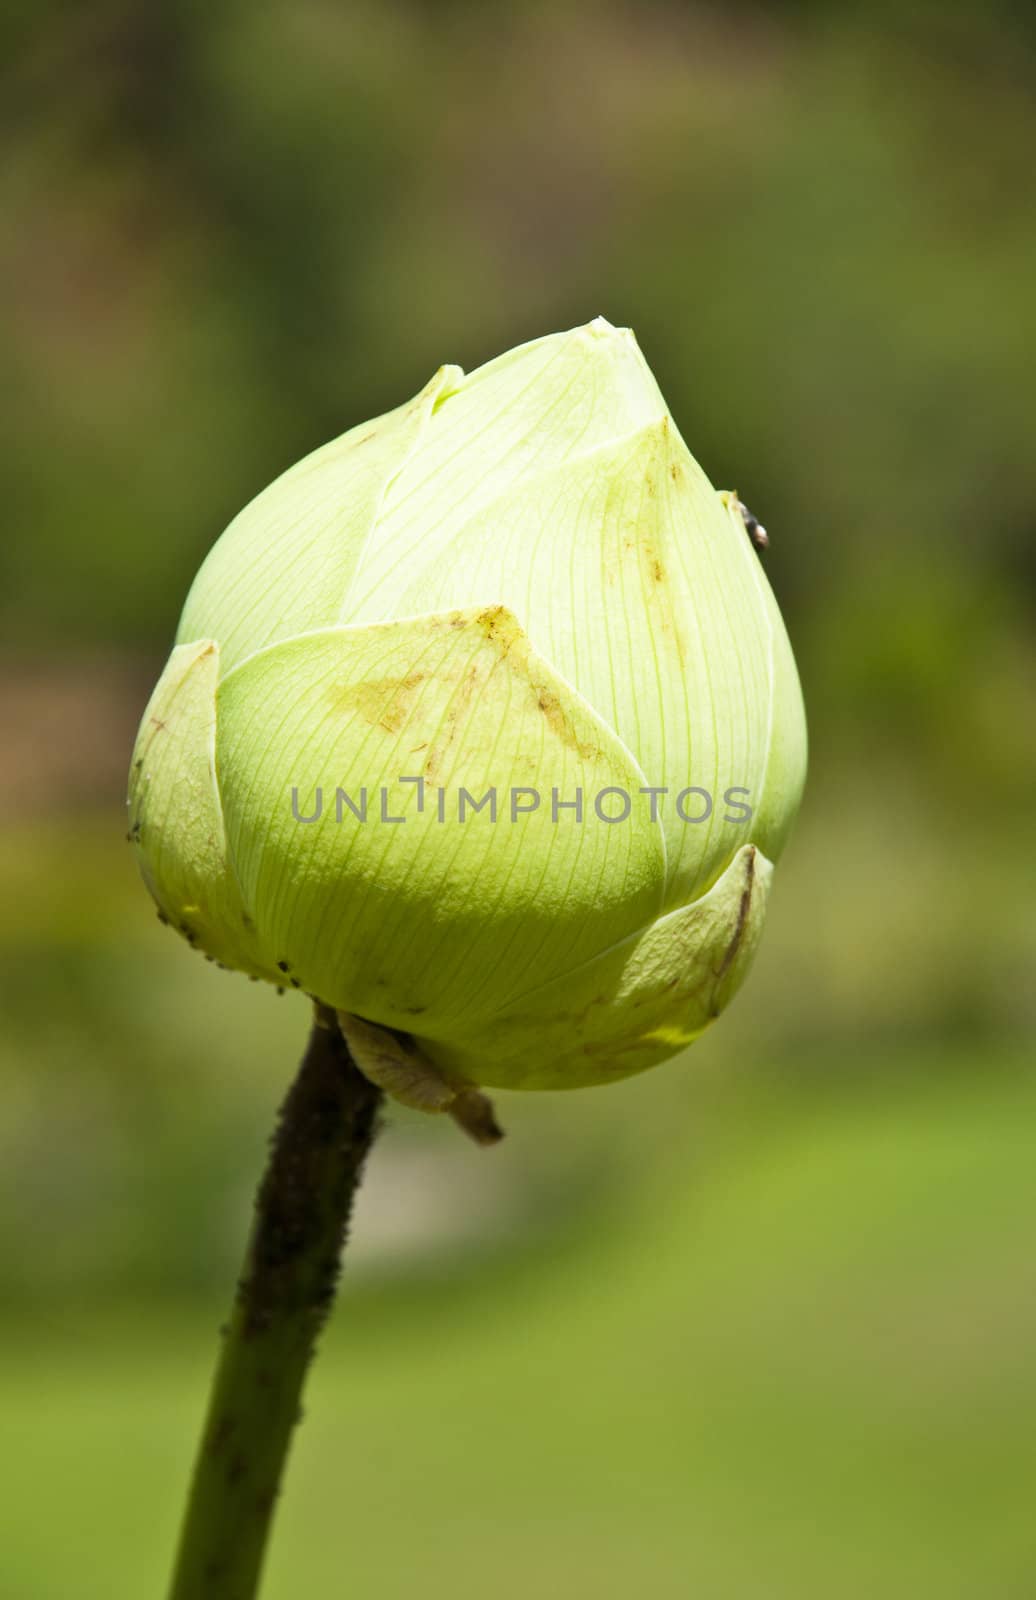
[166, 1003, 382, 1600]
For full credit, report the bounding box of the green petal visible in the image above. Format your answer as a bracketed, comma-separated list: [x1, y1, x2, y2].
[176, 321, 667, 682]
[335, 320, 669, 623]
[717, 493, 808, 865]
[176, 366, 459, 677]
[422, 843, 772, 1091]
[127, 640, 272, 976]
[214, 608, 667, 1031]
[346, 413, 800, 907]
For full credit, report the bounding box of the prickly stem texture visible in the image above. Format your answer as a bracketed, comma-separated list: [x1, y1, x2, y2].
[166, 1006, 382, 1600]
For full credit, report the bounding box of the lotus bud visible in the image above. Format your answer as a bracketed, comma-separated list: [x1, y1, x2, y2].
[128, 318, 806, 1105]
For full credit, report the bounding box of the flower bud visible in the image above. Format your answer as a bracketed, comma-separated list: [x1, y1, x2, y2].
[129, 319, 806, 1094]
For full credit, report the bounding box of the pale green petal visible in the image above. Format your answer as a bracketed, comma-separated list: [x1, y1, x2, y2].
[214, 607, 667, 1031]
[127, 640, 273, 977]
[340, 320, 668, 622]
[717, 493, 808, 864]
[422, 843, 771, 1091]
[176, 321, 669, 681]
[176, 366, 458, 676]
[346, 413, 797, 908]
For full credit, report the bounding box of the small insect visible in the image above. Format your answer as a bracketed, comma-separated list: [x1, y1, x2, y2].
[732, 495, 769, 551]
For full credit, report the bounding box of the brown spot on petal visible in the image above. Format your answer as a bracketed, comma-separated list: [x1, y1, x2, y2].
[422, 662, 483, 779]
[474, 605, 521, 659]
[331, 673, 426, 735]
[534, 686, 598, 761]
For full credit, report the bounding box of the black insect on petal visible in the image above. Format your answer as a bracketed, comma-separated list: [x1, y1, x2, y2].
[734, 496, 769, 551]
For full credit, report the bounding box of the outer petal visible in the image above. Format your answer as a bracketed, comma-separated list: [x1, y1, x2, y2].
[422, 843, 772, 1091]
[175, 366, 459, 677]
[346, 414, 804, 908]
[127, 640, 273, 977]
[214, 608, 667, 1032]
[716, 492, 808, 865]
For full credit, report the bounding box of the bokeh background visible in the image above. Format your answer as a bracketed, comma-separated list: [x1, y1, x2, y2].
[3, 3, 1036, 1596]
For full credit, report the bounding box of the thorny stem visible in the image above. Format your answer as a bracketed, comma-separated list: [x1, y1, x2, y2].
[166, 1004, 382, 1600]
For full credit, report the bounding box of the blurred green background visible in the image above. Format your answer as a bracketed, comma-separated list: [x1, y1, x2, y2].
[2, 2, 1035, 1596]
